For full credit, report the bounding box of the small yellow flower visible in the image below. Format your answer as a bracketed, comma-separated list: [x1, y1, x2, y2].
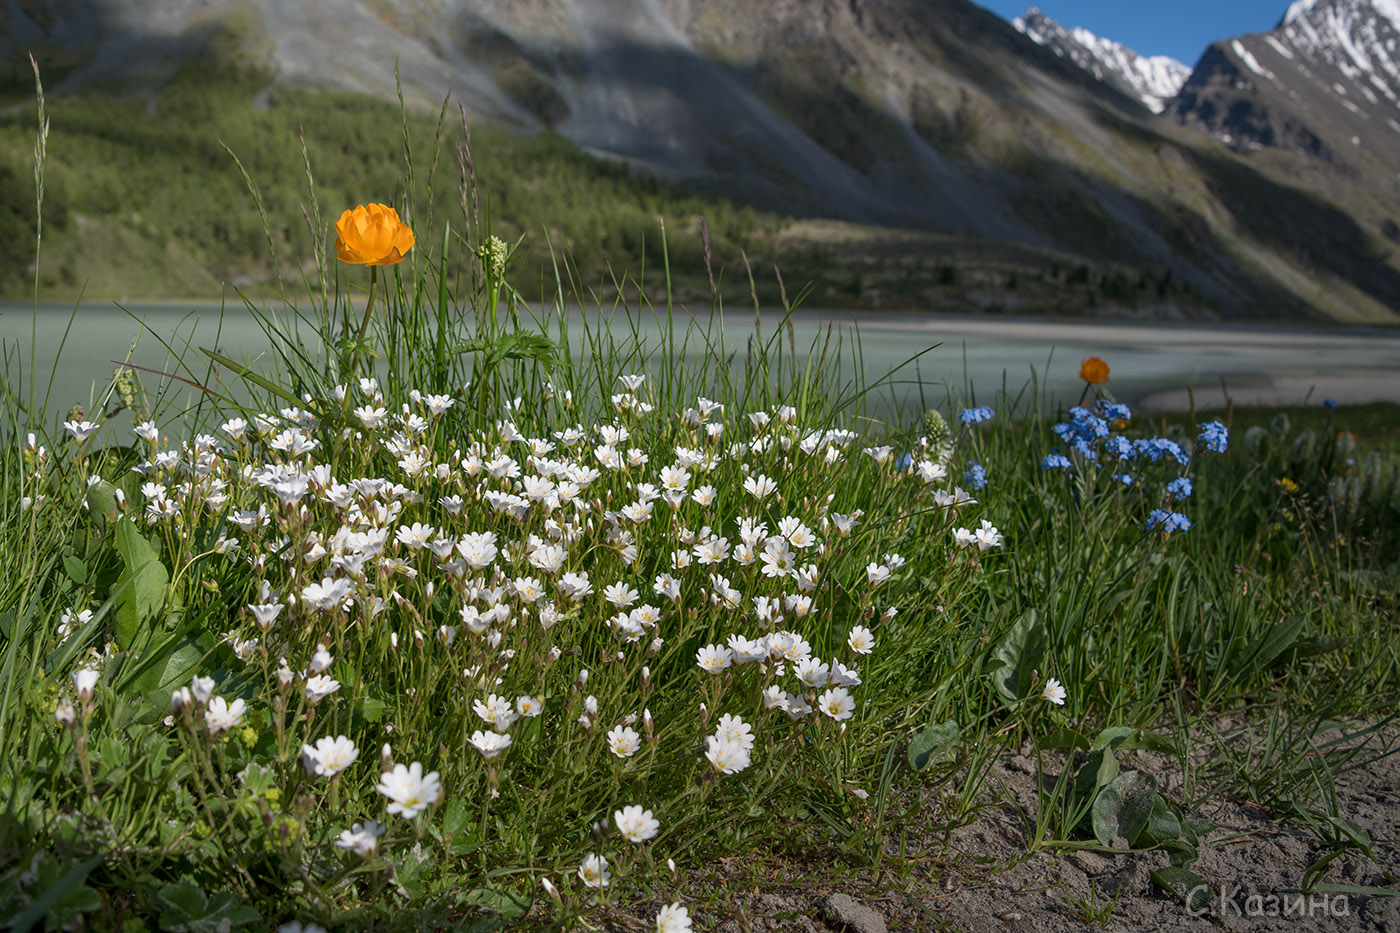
[334, 203, 415, 266]
[1278, 477, 1299, 494]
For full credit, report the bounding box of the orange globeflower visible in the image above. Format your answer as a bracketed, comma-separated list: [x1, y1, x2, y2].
[1079, 356, 1110, 385]
[334, 203, 415, 266]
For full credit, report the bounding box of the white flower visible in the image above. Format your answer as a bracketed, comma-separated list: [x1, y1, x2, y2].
[818, 687, 855, 721]
[696, 644, 733, 673]
[847, 625, 875, 655]
[953, 527, 977, 548]
[515, 695, 544, 718]
[656, 903, 693, 933]
[54, 700, 75, 726]
[335, 820, 385, 857]
[603, 582, 639, 608]
[795, 656, 830, 688]
[782, 693, 813, 720]
[302, 735, 360, 778]
[743, 474, 777, 500]
[205, 696, 247, 735]
[1042, 678, 1067, 705]
[304, 675, 341, 704]
[377, 762, 442, 818]
[301, 577, 351, 612]
[614, 805, 660, 843]
[578, 853, 610, 888]
[57, 608, 93, 640]
[712, 713, 754, 752]
[830, 659, 862, 687]
[607, 725, 641, 758]
[63, 420, 100, 443]
[866, 563, 891, 586]
[473, 694, 519, 733]
[72, 668, 100, 702]
[705, 736, 752, 774]
[975, 519, 1003, 551]
[470, 730, 513, 760]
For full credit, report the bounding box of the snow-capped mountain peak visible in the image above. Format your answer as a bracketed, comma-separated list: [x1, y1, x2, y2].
[1172, 0, 1400, 175]
[1013, 8, 1191, 113]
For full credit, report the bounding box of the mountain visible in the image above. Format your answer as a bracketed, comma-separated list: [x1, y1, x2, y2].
[1013, 8, 1191, 113]
[1171, 0, 1400, 171]
[4, 0, 1400, 322]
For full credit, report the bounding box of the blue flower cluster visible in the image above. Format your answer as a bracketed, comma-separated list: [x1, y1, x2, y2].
[1039, 401, 1230, 535]
[964, 461, 988, 490]
[960, 406, 995, 426]
[1147, 509, 1192, 533]
[1052, 406, 1110, 459]
[1197, 420, 1229, 454]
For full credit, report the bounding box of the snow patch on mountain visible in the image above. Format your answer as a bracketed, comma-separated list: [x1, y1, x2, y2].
[1013, 8, 1190, 113]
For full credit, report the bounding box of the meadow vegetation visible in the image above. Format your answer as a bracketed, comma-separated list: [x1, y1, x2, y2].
[1, 63, 1397, 931]
[0, 62, 1207, 314]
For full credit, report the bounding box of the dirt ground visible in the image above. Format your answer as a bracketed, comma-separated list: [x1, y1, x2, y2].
[610, 720, 1399, 932]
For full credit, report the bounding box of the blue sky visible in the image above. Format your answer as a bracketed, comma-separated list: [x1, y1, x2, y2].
[978, 1, 1292, 65]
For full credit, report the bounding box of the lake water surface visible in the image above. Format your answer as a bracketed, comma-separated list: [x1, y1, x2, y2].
[3, 301, 1398, 430]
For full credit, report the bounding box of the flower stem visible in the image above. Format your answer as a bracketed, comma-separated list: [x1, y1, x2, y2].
[344, 265, 379, 383]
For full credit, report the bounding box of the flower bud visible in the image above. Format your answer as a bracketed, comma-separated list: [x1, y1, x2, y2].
[54, 701, 76, 727]
[540, 876, 562, 906]
[72, 668, 100, 703]
[170, 686, 192, 715]
[190, 675, 214, 705]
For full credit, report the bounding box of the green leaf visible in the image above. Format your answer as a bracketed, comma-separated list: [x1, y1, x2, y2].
[989, 610, 1045, 708]
[85, 480, 120, 535]
[1136, 795, 1182, 847]
[360, 695, 388, 723]
[157, 882, 259, 932]
[1326, 816, 1376, 858]
[1091, 726, 1179, 755]
[1150, 867, 1211, 911]
[1091, 771, 1157, 847]
[112, 519, 168, 652]
[1073, 747, 1119, 806]
[62, 555, 88, 586]
[460, 885, 530, 923]
[7, 853, 104, 933]
[907, 719, 959, 772]
[1232, 614, 1307, 676]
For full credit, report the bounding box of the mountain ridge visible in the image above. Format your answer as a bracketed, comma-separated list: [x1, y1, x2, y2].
[1012, 7, 1191, 113]
[3, 0, 1400, 322]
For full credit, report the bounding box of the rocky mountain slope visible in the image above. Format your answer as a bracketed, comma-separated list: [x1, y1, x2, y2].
[1171, 0, 1400, 171]
[1013, 7, 1191, 113]
[4, 0, 1400, 322]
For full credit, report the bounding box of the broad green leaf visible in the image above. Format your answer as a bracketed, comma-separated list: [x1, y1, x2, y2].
[1073, 747, 1119, 805]
[112, 518, 168, 652]
[1136, 794, 1182, 847]
[1092, 770, 1157, 847]
[157, 882, 259, 932]
[1150, 867, 1211, 911]
[62, 555, 88, 585]
[84, 480, 120, 534]
[907, 719, 959, 772]
[989, 610, 1045, 708]
[1091, 726, 1180, 755]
